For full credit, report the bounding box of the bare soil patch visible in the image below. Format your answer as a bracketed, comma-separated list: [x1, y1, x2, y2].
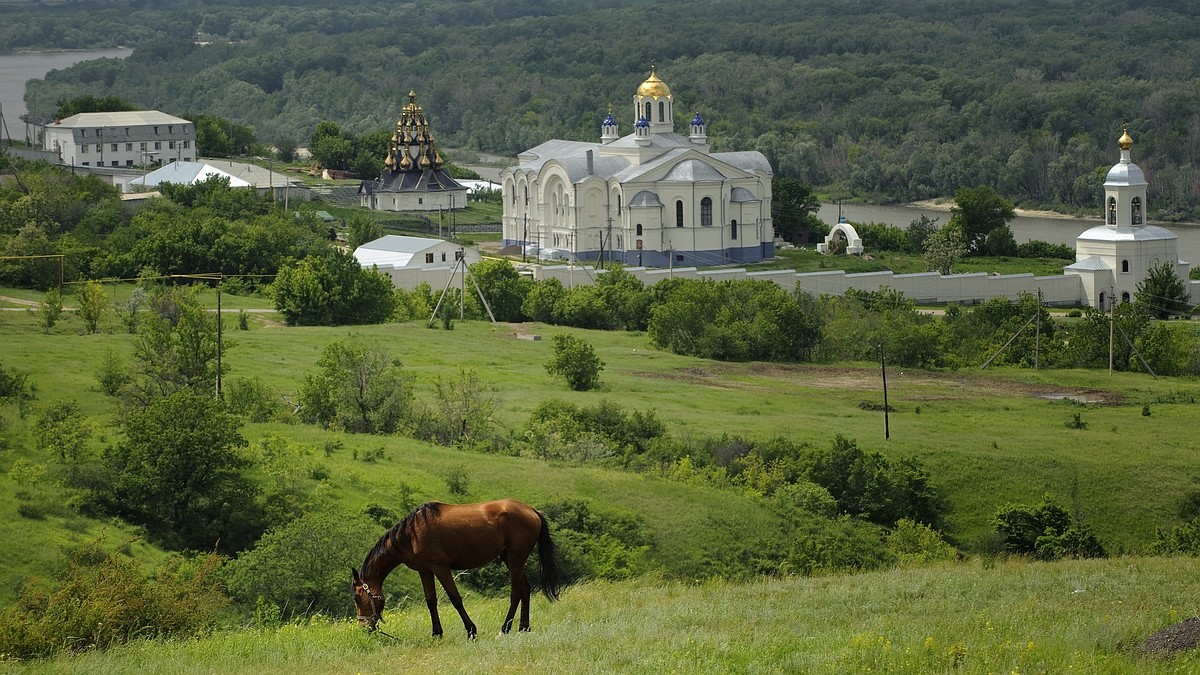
[632, 362, 1122, 404]
[1138, 616, 1200, 658]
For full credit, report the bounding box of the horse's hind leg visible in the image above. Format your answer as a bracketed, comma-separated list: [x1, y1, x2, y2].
[502, 565, 530, 633]
[433, 568, 477, 639]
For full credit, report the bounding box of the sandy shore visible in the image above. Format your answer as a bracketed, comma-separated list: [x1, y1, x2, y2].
[907, 199, 1089, 221]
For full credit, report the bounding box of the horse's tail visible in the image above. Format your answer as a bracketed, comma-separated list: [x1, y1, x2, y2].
[535, 511, 562, 602]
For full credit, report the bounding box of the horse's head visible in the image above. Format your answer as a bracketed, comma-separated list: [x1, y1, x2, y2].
[350, 567, 384, 631]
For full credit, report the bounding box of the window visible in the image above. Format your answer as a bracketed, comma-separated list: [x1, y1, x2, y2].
[1131, 197, 1143, 225]
[676, 200, 684, 227]
[418, 198, 422, 204]
[125, 143, 133, 151]
[168, 125, 174, 134]
[168, 141, 175, 150]
[658, 100, 665, 121]
[1098, 292, 1106, 310]
[1107, 197, 1117, 225]
[154, 141, 161, 150]
[82, 162, 89, 166]
[110, 161, 118, 167]
[425, 253, 434, 264]
[140, 141, 147, 151]
[1121, 292, 1131, 303]
[96, 128, 102, 137]
[455, 251, 463, 261]
[441, 252, 446, 262]
[182, 140, 190, 149]
[617, 195, 622, 214]
[701, 197, 713, 227]
[124, 128, 129, 135]
[676, 254, 684, 262]
[95, 144, 102, 152]
[81, 145, 88, 154]
[1121, 259, 1130, 273]
[636, 223, 643, 236]
[154, 126, 160, 135]
[731, 219, 738, 240]
[644, 102, 651, 120]
[126, 160, 133, 167]
[111, 143, 118, 151]
[81, 129, 88, 137]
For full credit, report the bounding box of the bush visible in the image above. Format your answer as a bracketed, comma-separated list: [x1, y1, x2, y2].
[992, 496, 1105, 560]
[0, 540, 228, 659]
[538, 499, 654, 583]
[545, 333, 604, 391]
[223, 510, 382, 620]
[1149, 517, 1200, 555]
[886, 518, 959, 564]
[224, 376, 282, 422]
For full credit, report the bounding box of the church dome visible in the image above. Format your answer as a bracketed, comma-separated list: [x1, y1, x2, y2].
[637, 67, 671, 98]
[1105, 126, 1147, 186]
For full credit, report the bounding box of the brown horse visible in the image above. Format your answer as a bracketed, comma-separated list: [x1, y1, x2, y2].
[351, 499, 562, 638]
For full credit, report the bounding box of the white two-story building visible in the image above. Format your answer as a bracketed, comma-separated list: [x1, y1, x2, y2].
[42, 110, 195, 168]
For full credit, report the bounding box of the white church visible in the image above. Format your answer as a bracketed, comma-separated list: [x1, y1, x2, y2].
[501, 68, 775, 267]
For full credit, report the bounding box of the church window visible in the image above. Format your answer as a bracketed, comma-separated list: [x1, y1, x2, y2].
[644, 102, 652, 120]
[1107, 197, 1116, 225]
[1121, 292, 1131, 303]
[701, 197, 713, 227]
[1121, 259, 1130, 273]
[731, 220, 738, 240]
[524, 186, 529, 206]
[676, 201, 684, 227]
[1131, 197, 1142, 225]
[618, 195, 622, 214]
[441, 252, 446, 262]
[658, 101, 665, 122]
[636, 223, 643, 236]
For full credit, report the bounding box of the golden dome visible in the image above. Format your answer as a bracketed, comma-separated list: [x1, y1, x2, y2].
[637, 66, 671, 99]
[1118, 125, 1133, 151]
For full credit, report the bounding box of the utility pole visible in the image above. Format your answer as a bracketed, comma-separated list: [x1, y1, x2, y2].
[880, 342, 890, 440]
[1109, 286, 1115, 375]
[1035, 288, 1042, 371]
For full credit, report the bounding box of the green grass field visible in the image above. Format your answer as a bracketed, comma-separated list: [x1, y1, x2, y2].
[3, 294, 1200, 669]
[6, 556, 1199, 673]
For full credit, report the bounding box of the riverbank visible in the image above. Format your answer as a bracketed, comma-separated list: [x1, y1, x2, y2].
[908, 198, 1092, 222]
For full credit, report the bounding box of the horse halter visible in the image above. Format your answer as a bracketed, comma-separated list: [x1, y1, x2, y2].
[357, 582, 385, 629]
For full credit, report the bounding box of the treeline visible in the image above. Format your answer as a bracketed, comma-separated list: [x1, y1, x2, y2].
[8, 0, 1200, 220]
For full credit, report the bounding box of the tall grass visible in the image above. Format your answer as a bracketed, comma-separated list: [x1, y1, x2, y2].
[6, 556, 1199, 673]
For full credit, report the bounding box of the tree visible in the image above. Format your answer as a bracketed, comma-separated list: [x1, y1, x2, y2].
[546, 333, 604, 391]
[922, 223, 967, 275]
[36, 287, 63, 334]
[32, 398, 92, 465]
[416, 368, 500, 447]
[1135, 262, 1191, 320]
[298, 335, 414, 433]
[467, 258, 531, 322]
[992, 496, 1105, 560]
[345, 213, 383, 249]
[949, 185, 1016, 254]
[272, 250, 396, 326]
[95, 390, 262, 552]
[121, 290, 225, 409]
[771, 177, 823, 244]
[75, 280, 108, 334]
[54, 94, 137, 119]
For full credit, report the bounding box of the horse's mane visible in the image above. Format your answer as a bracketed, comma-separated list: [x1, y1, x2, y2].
[361, 502, 441, 575]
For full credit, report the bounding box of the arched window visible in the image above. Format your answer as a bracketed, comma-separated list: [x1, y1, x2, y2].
[1121, 259, 1130, 273]
[636, 223, 643, 236]
[523, 186, 529, 206]
[617, 194, 622, 214]
[644, 102, 651, 120]
[1121, 292, 1131, 303]
[1098, 292, 1106, 310]
[676, 200, 684, 228]
[658, 101, 665, 122]
[701, 197, 713, 227]
[1107, 197, 1117, 225]
[731, 219, 738, 240]
[1131, 197, 1143, 225]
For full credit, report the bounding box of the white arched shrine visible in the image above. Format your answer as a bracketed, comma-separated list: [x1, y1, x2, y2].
[818, 218, 864, 255]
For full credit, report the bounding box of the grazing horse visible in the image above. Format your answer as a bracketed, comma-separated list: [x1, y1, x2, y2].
[351, 499, 562, 638]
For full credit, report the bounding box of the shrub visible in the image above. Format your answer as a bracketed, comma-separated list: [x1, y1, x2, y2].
[545, 333, 604, 391]
[0, 540, 228, 659]
[223, 511, 381, 620]
[1149, 517, 1200, 555]
[992, 496, 1105, 560]
[886, 518, 959, 564]
[224, 376, 282, 422]
[538, 499, 654, 583]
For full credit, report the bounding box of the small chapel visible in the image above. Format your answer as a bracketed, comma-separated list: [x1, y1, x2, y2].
[359, 90, 468, 213]
[501, 68, 775, 267]
[1064, 127, 1191, 309]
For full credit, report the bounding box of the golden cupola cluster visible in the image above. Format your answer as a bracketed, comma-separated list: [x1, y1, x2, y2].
[385, 90, 444, 172]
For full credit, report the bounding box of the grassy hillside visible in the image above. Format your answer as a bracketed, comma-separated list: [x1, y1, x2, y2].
[5, 556, 1199, 673]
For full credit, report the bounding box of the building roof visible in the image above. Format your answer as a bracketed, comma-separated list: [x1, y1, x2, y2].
[353, 235, 452, 268]
[49, 110, 192, 127]
[129, 161, 251, 188]
[1076, 224, 1177, 243]
[661, 158, 727, 182]
[1064, 257, 1112, 271]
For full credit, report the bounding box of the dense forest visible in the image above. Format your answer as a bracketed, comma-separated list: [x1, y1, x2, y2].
[4, 0, 1200, 219]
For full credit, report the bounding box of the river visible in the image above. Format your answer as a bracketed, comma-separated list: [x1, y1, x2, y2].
[0, 47, 132, 140]
[817, 202, 1200, 267]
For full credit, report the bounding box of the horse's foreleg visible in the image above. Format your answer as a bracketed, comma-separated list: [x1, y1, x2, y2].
[433, 568, 477, 639]
[419, 571, 443, 638]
